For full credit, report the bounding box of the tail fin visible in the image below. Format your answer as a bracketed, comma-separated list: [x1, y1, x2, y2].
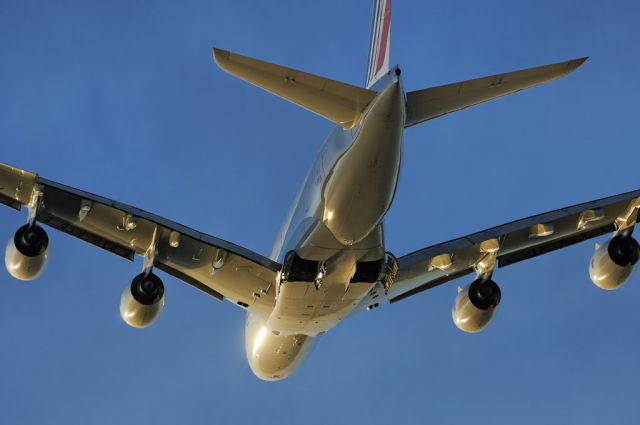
[366, 0, 392, 88]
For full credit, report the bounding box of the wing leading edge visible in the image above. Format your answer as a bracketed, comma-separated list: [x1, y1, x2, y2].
[0, 163, 280, 317]
[387, 189, 640, 303]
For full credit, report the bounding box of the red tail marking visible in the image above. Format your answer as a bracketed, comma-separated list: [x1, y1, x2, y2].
[374, 0, 391, 74]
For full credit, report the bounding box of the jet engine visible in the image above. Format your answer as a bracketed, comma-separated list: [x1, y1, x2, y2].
[120, 272, 165, 328]
[589, 234, 640, 290]
[5, 224, 49, 281]
[452, 278, 501, 333]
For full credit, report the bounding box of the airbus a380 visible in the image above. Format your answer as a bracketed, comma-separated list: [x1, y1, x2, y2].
[2, 0, 639, 381]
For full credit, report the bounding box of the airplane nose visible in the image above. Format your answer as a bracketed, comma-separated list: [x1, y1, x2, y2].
[245, 314, 316, 381]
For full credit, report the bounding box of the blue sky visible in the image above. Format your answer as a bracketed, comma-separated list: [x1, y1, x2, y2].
[1, 0, 640, 423]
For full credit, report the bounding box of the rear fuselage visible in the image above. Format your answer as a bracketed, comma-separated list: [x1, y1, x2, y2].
[246, 76, 405, 380]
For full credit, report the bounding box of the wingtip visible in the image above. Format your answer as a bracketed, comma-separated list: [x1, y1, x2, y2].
[569, 56, 589, 69]
[212, 47, 230, 66]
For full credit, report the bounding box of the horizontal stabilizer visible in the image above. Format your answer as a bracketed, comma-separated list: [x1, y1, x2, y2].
[213, 48, 377, 128]
[405, 57, 588, 128]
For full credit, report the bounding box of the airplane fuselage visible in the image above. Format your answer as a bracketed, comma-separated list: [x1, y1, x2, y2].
[246, 76, 405, 379]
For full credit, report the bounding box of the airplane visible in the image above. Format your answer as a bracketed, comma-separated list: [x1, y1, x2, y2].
[2, 0, 639, 381]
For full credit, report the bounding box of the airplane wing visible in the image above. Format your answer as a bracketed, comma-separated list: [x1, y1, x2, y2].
[386, 189, 640, 303]
[0, 163, 280, 317]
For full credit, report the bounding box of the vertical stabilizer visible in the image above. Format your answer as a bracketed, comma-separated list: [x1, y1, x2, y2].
[366, 0, 391, 88]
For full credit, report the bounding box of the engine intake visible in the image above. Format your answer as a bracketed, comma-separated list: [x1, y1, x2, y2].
[120, 272, 165, 328]
[589, 234, 639, 290]
[452, 278, 501, 333]
[5, 224, 49, 281]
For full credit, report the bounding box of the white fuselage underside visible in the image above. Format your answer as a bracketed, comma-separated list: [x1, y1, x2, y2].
[245, 78, 405, 380]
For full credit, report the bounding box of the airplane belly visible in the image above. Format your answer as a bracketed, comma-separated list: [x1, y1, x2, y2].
[322, 82, 404, 246]
[269, 237, 379, 336]
[266, 280, 372, 336]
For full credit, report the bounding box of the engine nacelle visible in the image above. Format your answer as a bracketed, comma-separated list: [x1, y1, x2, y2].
[120, 272, 165, 328]
[452, 278, 501, 333]
[5, 224, 49, 281]
[589, 234, 639, 290]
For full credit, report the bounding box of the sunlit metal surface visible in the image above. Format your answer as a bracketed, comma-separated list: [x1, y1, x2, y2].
[452, 284, 499, 333]
[120, 284, 165, 328]
[245, 314, 316, 381]
[4, 238, 48, 281]
[589, 237, 638, 290]
[0, 0, 634, 381]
